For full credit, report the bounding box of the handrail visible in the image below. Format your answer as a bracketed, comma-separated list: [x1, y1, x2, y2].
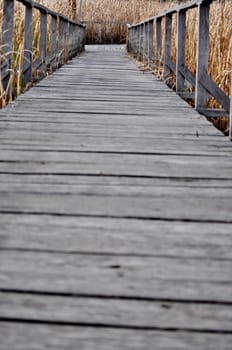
[1, 0, 86, 95]
[127, 0, 232, 139]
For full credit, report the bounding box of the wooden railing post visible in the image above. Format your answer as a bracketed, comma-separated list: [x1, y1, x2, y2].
[51, 14, 58, 58]
[176, 10, 186, 94]
[40, 9, 48, 66]
[129, 27, 132, 52]
[138, 24, 142, 60]
[2, 0, 15, 90]
[133, 27, 137, 55]
[164, 14, 172, 80]
[230, 78, 232, 141]
[23, 2, 33, 85]
[77, 26, 81, 54]
[58, 17, 65, 64]
[155, 18, 162, 66]
[132, 27, 136, 53]
[136, 26, 139, 56]
[81, 26, 85, 51]
[127, 27, 130, 51]
[148, 20, 154, 65]
[72, 24, 77, 56]
[143, 22, 146, 63]
[196, 1, 210, 111]
[65, 20, 69, 51]
[68, 22, 73, 58]
[131, 27, 134, 52]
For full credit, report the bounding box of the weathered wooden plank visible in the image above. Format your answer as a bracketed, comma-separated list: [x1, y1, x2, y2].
[0, 173, 231, 188]
[0, 115, 214, 128]
[15, 89, 182, 100]
[0, 250, 232, 302]
[1, 323, 232, 350]
[0, 126, 221, 141]
[9, 97, 195, 110]
[0, 186, 231, 222]
[2, 138, 229, 157]
[0, 213, 231, 259]
[1, 292, 232, 331]
[0, 151, 231, 180]
[0, 121, 218, 137]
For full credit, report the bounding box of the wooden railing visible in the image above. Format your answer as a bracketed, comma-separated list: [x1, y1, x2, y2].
[1, 0, 86, 93]
[127, 0, 232, 140]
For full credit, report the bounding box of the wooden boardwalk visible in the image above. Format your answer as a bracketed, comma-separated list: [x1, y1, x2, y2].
[0, 45, 232, 349]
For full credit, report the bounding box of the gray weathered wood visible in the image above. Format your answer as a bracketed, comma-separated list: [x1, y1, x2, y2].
[139, 24, 143, 60]
[58, 17, 65, 63]
[155, 17, 162, 64]
[179, 64, 196, 87]
[164, 14, 172, 79]
[40, 11, 47, 65]
[0, 250, 232, 301]
[0, 186, 232, 223]
[230, 79, 232, 141]
[0, 0, 85, 93]
[2, 0, 15, 90]
[23, 3, 33, 84]
[195, 2, 209, 110]
[0, 45, 232, 349]
[176, 10, 186, 93]
[1, 292, 232, 330]
[148, 20, 154, 64]
[1, 324, 232, 350]
[51, 14, 58, 62]
[198, 68, 230, 112]
[128, 0, 230, 130]
[143, 22, 147, 63]
[0, 213, 232, 258]
[198, 108, 229, 118]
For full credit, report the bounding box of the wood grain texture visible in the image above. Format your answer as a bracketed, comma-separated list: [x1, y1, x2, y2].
[0, 45, 231, 349]
[1, 292, 232, 330]
[0, 214, 231, 258]
[1, 250, 232, 302]
[1, 324, 232, 350]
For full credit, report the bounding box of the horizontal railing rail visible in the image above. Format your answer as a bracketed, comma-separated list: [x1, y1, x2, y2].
[127, 0, 232, 140]
[1, 0, 86, 95]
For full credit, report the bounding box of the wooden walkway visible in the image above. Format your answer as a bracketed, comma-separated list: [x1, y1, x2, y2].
[0, 45, 232, 349]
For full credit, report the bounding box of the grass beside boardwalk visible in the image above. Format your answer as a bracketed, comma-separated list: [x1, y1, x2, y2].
[0, 0, 231, 133]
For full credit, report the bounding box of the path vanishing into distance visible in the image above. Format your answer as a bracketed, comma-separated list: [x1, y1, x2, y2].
[0, 45, 232, 349]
